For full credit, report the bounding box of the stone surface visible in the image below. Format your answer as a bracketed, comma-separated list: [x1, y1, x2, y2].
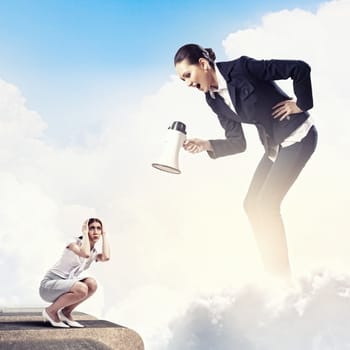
[0, 308, 144, 350]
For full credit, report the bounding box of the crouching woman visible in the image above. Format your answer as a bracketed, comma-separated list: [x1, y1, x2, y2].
[39, 218, 110, 328]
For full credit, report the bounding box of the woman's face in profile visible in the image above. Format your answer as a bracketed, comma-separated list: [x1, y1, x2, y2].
[176, 58, 213, 93]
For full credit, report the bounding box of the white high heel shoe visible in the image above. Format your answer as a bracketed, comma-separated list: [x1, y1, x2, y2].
[42, 309, 70, 328]
[58, 309, 85, 328]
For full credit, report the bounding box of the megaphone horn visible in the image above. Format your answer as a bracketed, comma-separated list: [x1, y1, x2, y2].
[152, 121, 187, 174]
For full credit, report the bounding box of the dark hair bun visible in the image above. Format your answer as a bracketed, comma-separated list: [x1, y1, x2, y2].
[174, 44, 216, 67]
[205, 48, 216, 61]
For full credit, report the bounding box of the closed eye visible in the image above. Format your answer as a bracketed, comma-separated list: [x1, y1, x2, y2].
[182, 72, 190, 81]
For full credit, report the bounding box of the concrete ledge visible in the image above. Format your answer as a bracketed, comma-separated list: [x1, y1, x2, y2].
[0, 308, 144, 350]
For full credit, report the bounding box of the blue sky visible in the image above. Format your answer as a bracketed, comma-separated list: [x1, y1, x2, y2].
[0, 0, 323, 144]
[0, 0, 322, 71]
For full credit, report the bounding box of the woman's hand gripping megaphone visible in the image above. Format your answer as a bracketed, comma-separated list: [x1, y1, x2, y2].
[183, 138, 213, 154]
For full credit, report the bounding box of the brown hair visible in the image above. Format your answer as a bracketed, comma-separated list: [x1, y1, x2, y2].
[88, 218, 103, 228]
[174, 44, 216, 68]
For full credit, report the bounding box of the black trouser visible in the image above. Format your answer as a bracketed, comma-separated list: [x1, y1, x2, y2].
[243, 126, 318, 277]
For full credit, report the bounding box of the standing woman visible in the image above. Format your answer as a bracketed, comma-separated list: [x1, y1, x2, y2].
[39, 218, 110, 327]
[174, 44, 317, 278]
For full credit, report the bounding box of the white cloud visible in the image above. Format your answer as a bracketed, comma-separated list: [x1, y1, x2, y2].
[0, 80, 46, 138]
[1, 1, 350, 349]
[165, 272, 350, 350]
[0, 81, 103, 307]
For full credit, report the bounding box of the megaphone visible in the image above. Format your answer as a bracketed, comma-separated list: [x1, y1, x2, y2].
[152, 121, 187, 174]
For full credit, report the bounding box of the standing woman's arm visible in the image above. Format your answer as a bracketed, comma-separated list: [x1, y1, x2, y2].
[96, 229, 110, 262]
[243, 56, 313, 112]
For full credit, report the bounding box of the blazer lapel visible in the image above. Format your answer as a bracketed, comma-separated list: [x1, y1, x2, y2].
[227, 85, 237, 108]
[206, 92, 241, 122]
[216, 61, 237, 107]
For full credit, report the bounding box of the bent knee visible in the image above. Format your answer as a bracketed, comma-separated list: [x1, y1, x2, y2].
[243, 197, 281, 221]
[84, 278, 98, 293]
[72, 282, 89, 298]
[243, 196, 257, 218]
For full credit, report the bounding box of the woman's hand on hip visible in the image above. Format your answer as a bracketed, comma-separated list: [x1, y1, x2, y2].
[183, 138, 213, 153]
[272, 100, 303, 120]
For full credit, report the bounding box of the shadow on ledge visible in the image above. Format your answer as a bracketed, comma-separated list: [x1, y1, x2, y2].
[0, 307, 144, 350]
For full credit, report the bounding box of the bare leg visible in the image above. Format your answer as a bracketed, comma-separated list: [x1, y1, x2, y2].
[61, 278, 98, 320]
[45, 281, 89, 322]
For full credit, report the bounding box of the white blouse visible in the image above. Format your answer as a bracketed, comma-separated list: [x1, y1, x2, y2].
[49, 237, 98, 279]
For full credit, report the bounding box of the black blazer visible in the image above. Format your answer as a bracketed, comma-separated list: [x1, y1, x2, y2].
[206, 56, 313, 159]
